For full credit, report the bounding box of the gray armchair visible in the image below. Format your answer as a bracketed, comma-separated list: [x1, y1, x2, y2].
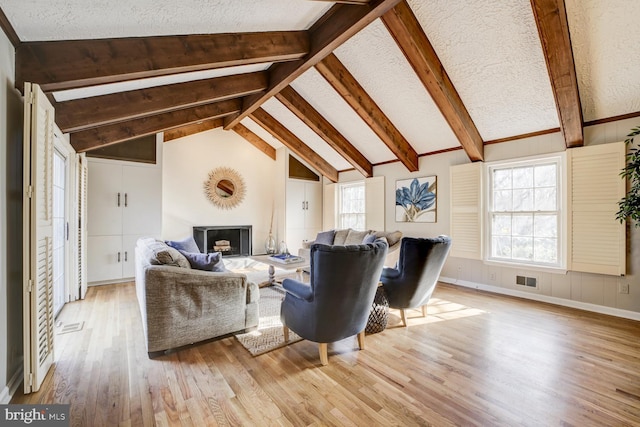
[380, 236, 452, 326]
[280, 241, 388, 365]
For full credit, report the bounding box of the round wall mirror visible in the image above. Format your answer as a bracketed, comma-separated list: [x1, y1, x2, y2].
[204, 167, 246, 209]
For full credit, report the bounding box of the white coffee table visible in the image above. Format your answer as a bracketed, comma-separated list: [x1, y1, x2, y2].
[250, 255, 310, 286]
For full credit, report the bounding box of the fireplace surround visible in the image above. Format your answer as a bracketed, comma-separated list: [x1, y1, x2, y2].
[193, 225, 252, 257]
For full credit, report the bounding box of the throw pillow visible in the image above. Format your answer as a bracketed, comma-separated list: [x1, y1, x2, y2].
[166, 235, 200, 253]
[345, 229, 370, 245]
[179, 250, 227, 272]
[315, 229, 336, 245]
[362, 232, 377, 244]
[333, 229, 350, 245]
[376, 230, 402, 247]
[141, 240, 191, 268]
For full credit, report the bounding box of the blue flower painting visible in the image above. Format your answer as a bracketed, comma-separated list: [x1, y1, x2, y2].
[395, 176, 437, 222]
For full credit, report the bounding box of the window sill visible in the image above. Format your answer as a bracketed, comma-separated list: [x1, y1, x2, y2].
[483, 259, 567, 275]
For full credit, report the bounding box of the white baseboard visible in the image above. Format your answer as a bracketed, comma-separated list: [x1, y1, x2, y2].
[0, 364, 23, 404]
[440, 276, 640, 322]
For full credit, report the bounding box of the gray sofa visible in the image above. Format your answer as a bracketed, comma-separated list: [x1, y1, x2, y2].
[135, 238, 259, 355]
[298, 228, 402, 267]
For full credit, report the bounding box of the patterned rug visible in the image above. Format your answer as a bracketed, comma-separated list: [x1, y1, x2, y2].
[234, 286, 302, 356]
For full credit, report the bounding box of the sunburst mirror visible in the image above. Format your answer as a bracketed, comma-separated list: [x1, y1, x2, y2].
[204, 167, 246, 209]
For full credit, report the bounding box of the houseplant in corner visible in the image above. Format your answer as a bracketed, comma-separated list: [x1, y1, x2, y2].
[617, 125, 640, 227]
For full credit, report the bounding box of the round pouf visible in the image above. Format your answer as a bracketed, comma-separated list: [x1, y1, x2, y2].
[366, 286, 389, 334]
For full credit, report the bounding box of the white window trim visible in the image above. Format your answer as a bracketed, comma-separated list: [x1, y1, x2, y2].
[337, 180, 366, 231]
[483, 153, 568, 273]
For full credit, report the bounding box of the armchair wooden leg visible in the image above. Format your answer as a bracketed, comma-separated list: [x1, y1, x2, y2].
[357, 331, 365, 350]
[400, 309, 407, 327]
[421, 305, 427, 317]
[319, 343, 328, 366]
[283, 325, 290, 342]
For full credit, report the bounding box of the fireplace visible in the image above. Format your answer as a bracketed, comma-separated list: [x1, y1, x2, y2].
[193, 225, 252, 257]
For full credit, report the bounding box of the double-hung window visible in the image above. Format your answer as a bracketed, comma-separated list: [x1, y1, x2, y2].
[337, 181, 365, 230]
[487, 156, 564, 269]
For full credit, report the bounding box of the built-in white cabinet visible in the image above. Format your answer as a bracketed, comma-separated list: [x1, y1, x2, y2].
[87, 158, 161, 284]
[285, 179, 322, 255]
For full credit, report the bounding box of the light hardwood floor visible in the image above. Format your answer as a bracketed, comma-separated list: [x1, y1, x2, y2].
[11, 282, 640, 426]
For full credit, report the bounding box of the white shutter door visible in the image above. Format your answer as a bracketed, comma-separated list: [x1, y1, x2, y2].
[568, 142, 626, 275]
[450, 162, 483, 259]
[23, 83, 56, 393]
[365, 176, 385, 231]
[77, 154, 88, 298]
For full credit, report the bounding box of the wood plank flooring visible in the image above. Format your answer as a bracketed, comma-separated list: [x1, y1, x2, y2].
[11, 282, 640, 426]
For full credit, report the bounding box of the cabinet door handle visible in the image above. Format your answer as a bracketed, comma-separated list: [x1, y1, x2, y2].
[124, 251, 128, 262]
[302, 201, 305, 210]
[124, 193, 128, 207]
[117, 252, 121, 263]
[305, 201, 309, 210]
[117, 192, 121, 207]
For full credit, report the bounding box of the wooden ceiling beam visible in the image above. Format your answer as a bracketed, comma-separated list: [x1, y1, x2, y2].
[57, 72, 268, 133]
[530, 0, 583, 148]
[163, 118, 224, 142]
[223, 0, 403, 130]
[16, 31, 308, 92]
[309, 0, 371, 4]
[315, 53, 418, 172]
[71, 99, 241, 152]
[0, 7, 20, 48]
[276, 85, 373, 177]
[382, 1, 484, 162]
[232, 123, 277, 160]
[249, 108, 338, 182]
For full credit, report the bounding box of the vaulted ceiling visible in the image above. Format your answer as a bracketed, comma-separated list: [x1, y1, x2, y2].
[1, 0, 639, 182]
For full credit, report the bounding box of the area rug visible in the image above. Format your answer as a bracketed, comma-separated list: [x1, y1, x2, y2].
[234, 286, 302, 356]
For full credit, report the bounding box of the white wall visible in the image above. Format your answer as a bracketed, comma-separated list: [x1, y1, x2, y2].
[340, 118, 640, 315]
[162, 128, 279, 253]
[0, 30, 24, 403]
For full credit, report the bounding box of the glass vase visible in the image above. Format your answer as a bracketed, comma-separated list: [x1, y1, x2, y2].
[265, 233, 276, 254]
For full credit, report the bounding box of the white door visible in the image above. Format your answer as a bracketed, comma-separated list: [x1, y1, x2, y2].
[121, 165, 162, 236]
[23, 82, 55, 393]
[87, 161, 123, 236]
[52, 150, 66, 316]
[87, 235, 124, 283]
[121, 234, 143, 278]
[304, 181, 323, 232]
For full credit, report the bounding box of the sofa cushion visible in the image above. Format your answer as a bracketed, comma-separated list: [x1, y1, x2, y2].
[345, 229, 370, 245]
[376, 230, 403, 247]
[315, 229, 336, 245]
[140, 239, 191, 268]
[166, 236, 200, 253]
[179, 250, 228, 272]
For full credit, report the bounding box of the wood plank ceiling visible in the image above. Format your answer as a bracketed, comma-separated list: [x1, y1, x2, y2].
[2, 0, 635, 182]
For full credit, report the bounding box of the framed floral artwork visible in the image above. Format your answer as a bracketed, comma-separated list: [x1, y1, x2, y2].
[395, 176, 437, 222]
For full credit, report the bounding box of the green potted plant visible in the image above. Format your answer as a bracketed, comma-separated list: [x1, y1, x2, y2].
[617, 126, 640, 227]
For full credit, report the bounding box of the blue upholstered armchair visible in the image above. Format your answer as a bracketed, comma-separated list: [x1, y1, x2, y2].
[280, 241, 388, 365]
[380, 236, 452, 326]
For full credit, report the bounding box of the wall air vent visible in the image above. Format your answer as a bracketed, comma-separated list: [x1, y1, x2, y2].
[516, 275, 537, 288]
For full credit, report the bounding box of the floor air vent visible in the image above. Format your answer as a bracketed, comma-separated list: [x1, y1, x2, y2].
[57, 321, 84, 335]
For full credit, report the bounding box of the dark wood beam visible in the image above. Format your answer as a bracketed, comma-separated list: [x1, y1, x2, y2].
[382, 1, 484, 162]
[232, 123, 276, 160]
[56, 72, 268, 133]
[276, 85, 373, 177]
[16, 31, 308, 92]
[71, 99, 241, 152]
[0, 7, 20, 48]
[310, 0, 371, 4]
[315, 53, 418, 172]
[249, 108, 338, 182]
[530, 0, 583, 148]
[223, 0, 403, 130]
[163, 118, 224, 142]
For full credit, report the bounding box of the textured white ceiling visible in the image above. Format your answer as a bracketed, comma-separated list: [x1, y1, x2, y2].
[566, 0, 640, 122]
[335, 19, 460, 154]
[291, 67, 395, 164]
[408, 0, 559, 141]
[53, 63, 271, 102]
[0, 0, 331, 41]
[261, 98, 353, 171]
[240, 117, 284, 150]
